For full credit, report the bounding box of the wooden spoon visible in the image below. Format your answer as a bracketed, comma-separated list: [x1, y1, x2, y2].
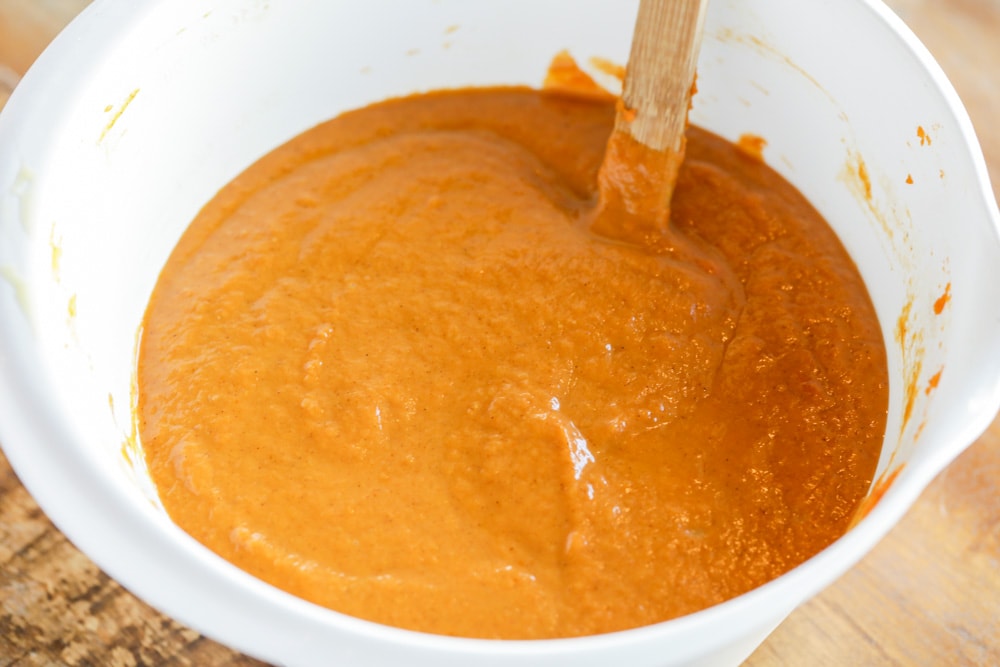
[594, 0, 709, 234]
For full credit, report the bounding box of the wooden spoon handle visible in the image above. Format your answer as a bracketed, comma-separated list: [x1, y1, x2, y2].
[592, 0, 710, 236]
[620, 0, 709, 152]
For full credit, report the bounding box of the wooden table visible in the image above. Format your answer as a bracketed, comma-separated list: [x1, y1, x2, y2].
[1, 1, 998, 664]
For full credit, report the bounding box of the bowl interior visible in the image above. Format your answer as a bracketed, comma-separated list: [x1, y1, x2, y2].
[1, 0, 999, 665]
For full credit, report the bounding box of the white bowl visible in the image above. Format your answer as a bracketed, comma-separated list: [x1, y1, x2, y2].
[1, 0, 998, 665]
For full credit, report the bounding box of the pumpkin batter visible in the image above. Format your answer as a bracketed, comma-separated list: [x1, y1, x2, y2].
[138, 87, 888, 639]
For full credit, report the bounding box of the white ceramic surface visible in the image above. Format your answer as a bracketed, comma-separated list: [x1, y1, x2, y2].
[1, 1, 998, 665]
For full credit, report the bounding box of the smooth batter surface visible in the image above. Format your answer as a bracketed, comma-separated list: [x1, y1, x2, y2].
[138, 88, 888, 639]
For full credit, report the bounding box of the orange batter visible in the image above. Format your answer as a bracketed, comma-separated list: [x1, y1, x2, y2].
[137, 87, 887, 639]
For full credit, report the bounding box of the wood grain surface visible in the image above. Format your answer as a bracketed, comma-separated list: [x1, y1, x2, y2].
[1, 0, 998, 664]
